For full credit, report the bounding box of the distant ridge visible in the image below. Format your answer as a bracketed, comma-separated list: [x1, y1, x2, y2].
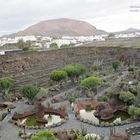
[114, 27, 140, 34]
[4, 18, 106, 37]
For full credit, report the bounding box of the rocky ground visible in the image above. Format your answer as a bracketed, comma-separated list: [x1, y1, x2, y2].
[0, 100, 140, 140]
[0, 70, 140, 140]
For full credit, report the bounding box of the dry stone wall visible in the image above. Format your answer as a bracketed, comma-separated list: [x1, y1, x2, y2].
[0, 46, 139, 91]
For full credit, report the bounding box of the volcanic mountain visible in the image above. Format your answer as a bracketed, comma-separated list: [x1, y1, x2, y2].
[114, 28, 140, 34]
[6, 18, 106, 37]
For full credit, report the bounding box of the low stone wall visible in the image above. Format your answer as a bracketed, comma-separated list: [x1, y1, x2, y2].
[0, 46, 140, 92]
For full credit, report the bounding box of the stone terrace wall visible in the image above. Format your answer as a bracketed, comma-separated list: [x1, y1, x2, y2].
[0, 46, 139, 91]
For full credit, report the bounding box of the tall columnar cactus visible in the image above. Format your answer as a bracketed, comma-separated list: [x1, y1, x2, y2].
[84, 133, 101, 140]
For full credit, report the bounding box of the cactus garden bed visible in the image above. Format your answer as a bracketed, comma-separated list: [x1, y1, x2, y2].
[78, 109, 130, 126]
[20, 114, 65, 127]
[30, 129, 102, 140]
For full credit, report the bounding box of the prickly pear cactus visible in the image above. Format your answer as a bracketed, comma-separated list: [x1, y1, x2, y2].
[84, 133, 101, 140]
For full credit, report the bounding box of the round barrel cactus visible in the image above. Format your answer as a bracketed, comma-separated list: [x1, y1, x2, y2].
[84, 133, 101, 140]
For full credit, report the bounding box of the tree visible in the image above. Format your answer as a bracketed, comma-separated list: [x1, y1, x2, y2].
[81, 76, 102, 97]
[20, 85, 39, 102]
[64, 64, 85, 84]
[98, 95, 108, 102]
[111, 60, 120, 71]
[119, 91, 136, 104]
[0, 77, 15, 95]
[17, 39, 25, 49]
[50, 70, 67, 83]
[128, 105, 140, 119]
[108, 33, 115, 38]
[17, 39, 33, 51]
[50, 43, 58, 49]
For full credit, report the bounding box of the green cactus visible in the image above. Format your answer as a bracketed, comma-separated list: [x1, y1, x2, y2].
[84, 133, 101, 140]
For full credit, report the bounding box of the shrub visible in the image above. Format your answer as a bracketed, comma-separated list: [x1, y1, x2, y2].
[20, 85, 39, 101]
[98, 95, 108, 102]
[31, 130, 59, 140]
[60, 44, 71, 48]
[85, 103, 92, 111]
[111, 60, 120, 71]
[64, 64, 85, 83]
[119, 91, 136, 104]
[92, 64, 98, 71]
[50, 70, 67, 83]
[108, 33, 115, 38]
[35, 88, 49, 100]
[17, 39, 33, 51]
[128, 105, 140, 118]
[50, 43, 58, 49]
[106, 89, 116, 98]
[25, 115, 42, 126]
[128, 66, 134, 72]
[0, 77, 15, 94]
[119, 81, 127, 88]
[76, 130, 85, 140]
[81, 76, 102, 97]
[81, 76, 102, 90]
[69, 95, 76, 104]
[92, 59, 103, 71]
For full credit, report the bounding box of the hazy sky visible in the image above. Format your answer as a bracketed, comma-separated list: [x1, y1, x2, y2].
[0, 0, 140, 36]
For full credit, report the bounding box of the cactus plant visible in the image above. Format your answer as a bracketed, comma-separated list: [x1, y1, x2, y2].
[84, 133, 101, 140]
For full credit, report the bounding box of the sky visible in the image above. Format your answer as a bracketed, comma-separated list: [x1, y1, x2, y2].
[0, 0, 140, 36]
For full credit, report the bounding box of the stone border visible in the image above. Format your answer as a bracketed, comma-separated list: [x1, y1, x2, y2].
[76, 114, 131, 127]
[126, 126, 140, 135]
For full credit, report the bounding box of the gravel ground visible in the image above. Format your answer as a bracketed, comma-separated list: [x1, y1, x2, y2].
[0, 101, 140, 140]
[0, 70, 139, 140]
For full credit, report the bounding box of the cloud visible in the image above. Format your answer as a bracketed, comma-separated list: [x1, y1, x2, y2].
[0, 0, 140, 35]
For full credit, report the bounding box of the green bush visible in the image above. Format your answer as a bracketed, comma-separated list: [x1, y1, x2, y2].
[20, 85, 39, 101]
[81, 76, 102, 97]
[38, 88, 48, 95]
[50, 70, 67, 82]
[105, 89, 116, 98]
[60, 44, 71, 48]
[76, 130, 85, 140]
[25, 115, 42, 126]
[0, 77, 15, 94]
[69, 95, 76, 103]
[119, 81, 127, 88]
[119, 91, 136, 104]
[81, 76, 102, 90]
[92, 64, 98, 71]
[92, 59, 103, 71]
[128, 105, 140, 118]
[22, 46, 33, 51]
[64, 64, 85, 83]
[50, 43, 58, 49]
[98, 95, 108, 102]
[17, 39, 33, 51]
[128, 66, 134, 72]
[31, 130, 59, 140]
[111, 60, 120, 71]
[3, 92, 13, 101]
